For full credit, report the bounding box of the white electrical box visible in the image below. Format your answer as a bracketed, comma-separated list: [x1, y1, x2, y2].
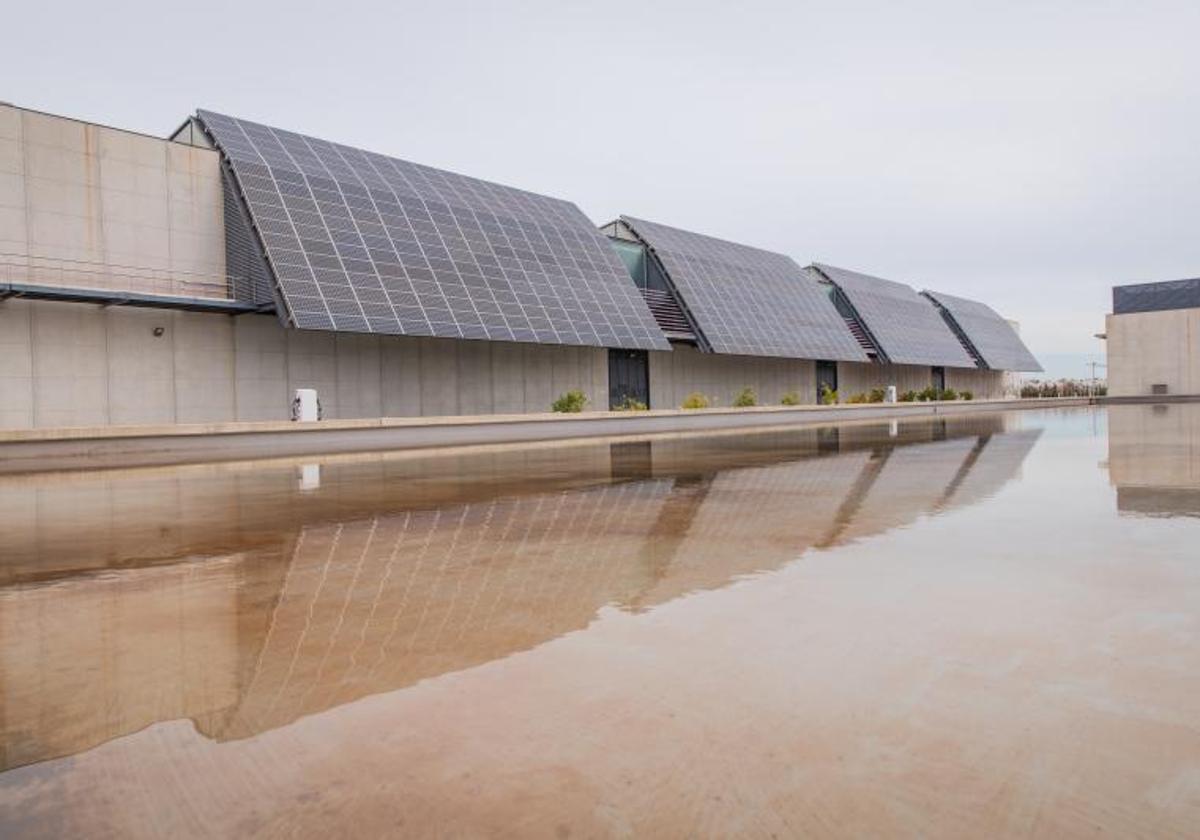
[885, 385, 897, 403]
[292, 388, 319, 422]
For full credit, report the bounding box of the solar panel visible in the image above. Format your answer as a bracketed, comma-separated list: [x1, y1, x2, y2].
[923, 290, 1042, 371]
[195, 111, 669, 351]
[812, 264, 975, 367]
[1113, 277, 1200, 315]
[620, 217, 868, 361]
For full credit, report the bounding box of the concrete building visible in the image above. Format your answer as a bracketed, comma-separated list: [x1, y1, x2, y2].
[1, 104, 1042, 429]
[1106, 278, 1200, 398]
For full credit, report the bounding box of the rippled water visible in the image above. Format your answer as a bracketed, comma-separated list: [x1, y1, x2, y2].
[1, 404, 1198, 838]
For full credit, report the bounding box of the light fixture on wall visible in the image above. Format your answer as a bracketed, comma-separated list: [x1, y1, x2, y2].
[152, 327, 165, 337]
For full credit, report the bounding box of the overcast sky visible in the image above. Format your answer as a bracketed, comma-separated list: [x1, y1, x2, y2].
[5, 0, 1198, 374]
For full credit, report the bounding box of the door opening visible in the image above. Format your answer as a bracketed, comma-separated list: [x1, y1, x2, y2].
[931, 366, 946, 393]
[816, 360, 838, 403]
[608, 349, 650, 409]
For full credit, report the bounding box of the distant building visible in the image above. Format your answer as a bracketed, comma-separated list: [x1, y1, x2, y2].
[1107, 279, 1200, 397]
[0, 104, 1041, 429]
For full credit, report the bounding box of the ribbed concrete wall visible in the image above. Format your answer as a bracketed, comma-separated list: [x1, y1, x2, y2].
[0, 299, 609, 428]
[1106, 309, 1200, 397]
[838, 361, 1006, 400]
[648, 343, 816, 408]
[0, 105, 226, 295]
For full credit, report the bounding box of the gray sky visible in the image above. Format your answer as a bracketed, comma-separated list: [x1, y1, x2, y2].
[5, 0, 1198, 374]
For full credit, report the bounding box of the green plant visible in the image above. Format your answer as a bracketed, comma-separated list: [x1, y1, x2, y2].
[681, 392, 710, 409]
[732, 387, 757, 407]
[940, 388, 958, 401]
[960, 390, 974, 401]
[551, 389, 588, 413]
[898, 390, 917, 402]
[917, 386, 939, 402]
[780, 391, 800, 406]
[819, 383, 838, 405]
[845, 392, 869, 404]
[615, 395, 648, 411]
[868, 388, 886, 403]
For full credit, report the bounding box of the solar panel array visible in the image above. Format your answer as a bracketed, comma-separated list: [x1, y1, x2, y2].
[196, 111, 669, 350]
[620, 217, 869, 361]
[1113, 277, 1200, 315]
[923, 290, 1042, 371]
[812, 264, 976, 367]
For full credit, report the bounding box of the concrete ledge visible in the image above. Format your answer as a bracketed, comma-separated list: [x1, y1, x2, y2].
[1097, 394, 1200, 405]
[0, 397, 1090, 474]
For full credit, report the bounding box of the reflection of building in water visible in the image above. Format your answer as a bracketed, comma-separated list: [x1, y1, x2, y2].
[0, 416, 1041, 771]
[1108, 403, 1200, 517]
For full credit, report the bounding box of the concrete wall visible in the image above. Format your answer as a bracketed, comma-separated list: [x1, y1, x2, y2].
[0, 105, 226, 295]
[1106, 309, 1200, 397]
[946, 367, 1007, 399]
[649, 343, 816, 408]
[838, 361, 1006, 400]
[0, 299, 609, 428]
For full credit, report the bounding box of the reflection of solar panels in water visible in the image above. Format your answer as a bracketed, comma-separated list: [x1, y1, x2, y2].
[923, 290, 1042, 371]
[622, 217, 868, 360]
[813, 263, 975, 367]
[196, 111, 668, 350]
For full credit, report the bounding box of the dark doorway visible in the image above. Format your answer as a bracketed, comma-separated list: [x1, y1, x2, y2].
[816, 360, 838, 403]
[931, 366, 946, 392]
[609, 349, 650, 409]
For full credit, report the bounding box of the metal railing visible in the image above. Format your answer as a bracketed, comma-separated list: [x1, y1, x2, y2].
[0, 251, 241, 301]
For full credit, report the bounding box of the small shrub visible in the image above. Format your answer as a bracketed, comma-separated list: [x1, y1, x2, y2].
[961, 390, 974, 401]
[615, 395, 648, 411]
[681, 392, 710, 410]
[732, 387, 757, 407]
[898, 390, 917, 402]
[917, 386, 939, 402]
[551, 389, 588, 413]
[940, 388, 958, 401]
[819, 383, 838, 405]
[1020, 383, 1040, 399]
[846, 392, 869, 404]
[868, 388, 886, 403]
[780, 391, 800, 406]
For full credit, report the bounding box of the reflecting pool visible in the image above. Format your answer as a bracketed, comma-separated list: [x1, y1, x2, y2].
[1, 405, 1198, 837]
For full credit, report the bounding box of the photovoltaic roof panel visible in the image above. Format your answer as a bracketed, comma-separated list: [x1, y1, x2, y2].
[923, 290, 1042, 371]
[812, 264, 975, 367]
[620, 217, 869, 361]
[194, 111, 669, 351]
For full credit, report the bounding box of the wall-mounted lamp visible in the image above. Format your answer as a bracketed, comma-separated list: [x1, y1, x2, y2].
[152, 327, 165, 337]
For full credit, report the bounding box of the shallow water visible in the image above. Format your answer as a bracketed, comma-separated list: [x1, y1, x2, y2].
[1, 404, 1198, 838]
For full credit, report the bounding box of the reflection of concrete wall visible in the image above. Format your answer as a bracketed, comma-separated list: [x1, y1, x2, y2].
[648, 343, 816, 408]
[0, 554, 255, 772]
[0, 443, 615, 582]
[1106, 309, 1200, 397]
[0, 299, 610, 428]
[0, 106, 225, 295]
[0, 419, 1043, 767]
[1108, 404, 1200, 490]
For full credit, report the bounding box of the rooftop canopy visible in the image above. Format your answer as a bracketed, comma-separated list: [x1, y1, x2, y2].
[194, 111, 669, 351]
[616, 216, 869, 362]
[923, 290, 1042, 372]
[809, 263, 976, 368]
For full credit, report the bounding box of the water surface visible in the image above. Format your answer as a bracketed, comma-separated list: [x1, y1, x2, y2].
[1, 405, 1198, 837]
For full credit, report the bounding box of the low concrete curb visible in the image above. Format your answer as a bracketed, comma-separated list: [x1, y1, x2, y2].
[0, 397, 1091, 473]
